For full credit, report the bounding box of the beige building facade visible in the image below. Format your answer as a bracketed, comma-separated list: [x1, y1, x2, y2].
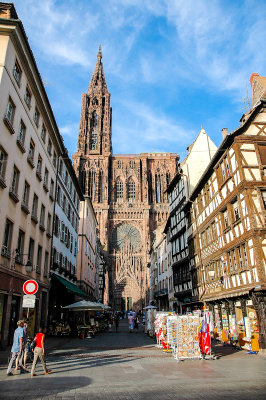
[0, 4, 67, 345]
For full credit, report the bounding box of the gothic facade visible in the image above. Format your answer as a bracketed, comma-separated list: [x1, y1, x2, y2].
[73, 47, 178, 310]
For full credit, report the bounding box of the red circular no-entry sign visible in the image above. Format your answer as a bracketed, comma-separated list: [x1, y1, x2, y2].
[23, 280, 38, 295]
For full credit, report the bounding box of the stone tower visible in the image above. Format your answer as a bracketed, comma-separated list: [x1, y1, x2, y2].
[73, 47, 178, 310]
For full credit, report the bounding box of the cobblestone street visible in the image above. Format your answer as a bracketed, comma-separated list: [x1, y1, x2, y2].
[0, 320, 265, 400]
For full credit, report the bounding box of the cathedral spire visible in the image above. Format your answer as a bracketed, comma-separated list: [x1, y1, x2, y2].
[88, 45, 107, 93]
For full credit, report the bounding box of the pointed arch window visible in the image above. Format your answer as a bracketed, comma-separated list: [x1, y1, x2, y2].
[98, 171, 103, 203]
[155, 174, 161, 203]
[88, 171, 96, 201]
[166, 173, 171, 187]
[116, 180, 123, 201]
[127, 179, 135, 201]
[148, 172, 153, 204]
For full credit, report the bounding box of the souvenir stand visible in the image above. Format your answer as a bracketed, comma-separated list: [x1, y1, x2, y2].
[166, 315, 178, 351]
[173, 315, 202, 361]
[154, 312, 168, 348]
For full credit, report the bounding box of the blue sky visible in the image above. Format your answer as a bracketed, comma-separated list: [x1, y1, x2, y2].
[9, 0, 266, 160]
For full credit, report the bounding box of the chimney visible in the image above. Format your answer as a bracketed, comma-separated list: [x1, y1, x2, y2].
[250, 73, 259, 87]
[222, 128, 228, 139]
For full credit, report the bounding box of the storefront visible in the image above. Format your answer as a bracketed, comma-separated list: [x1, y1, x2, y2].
[48, 272, 87, 325]
[0, 269, 49, 348]
[206, 293, 261, 352]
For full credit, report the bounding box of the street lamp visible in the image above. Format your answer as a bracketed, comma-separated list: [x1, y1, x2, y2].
[15, 249, 33, 273]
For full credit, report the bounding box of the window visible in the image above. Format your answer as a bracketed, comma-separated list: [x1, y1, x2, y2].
[31, 194, 38, 219]
[44, 168, 49, 187]
[90, 130, 97, 150]
[233, 200, 240, 221]
[47, 212, 51, 235]
[5, 97, 15, 124]
[129, 160, 135, 169]
[166, 173, 171, 187]
[223, 210, 229, 229]
[98, 171, 103, 203]
[62, 195, 66, 212]
[41, 125, 46, 143]
[33, 107, 40, 127]
[28, 140, 35, 161]
[127, 179, 135, 200]
[238, 247, 243, 269]
[50, 179, 54, 199]
[47, 139, 52, 155]
[64, 171, 68, 187]
[116, 180, 123, 200]
[22, 181, 30, 206]
[36, 155, 42, 178]
[28, 238, 34, 264]
[54, 215, 60, 237]
[211, 222, 218, 241]
[2, 219, 13, 257]
[44, 251, 49, 277]
[36, 246, 42, 274]
[13, 59, 22, 85]
[0, 146, 7, 181]
[261, 191, 266, 209]
[60, 222, 65, 242]
[16, 229, 25, 263]
[155, 174, 161, 203]
[40, 204, 45, 227]
[24, 86, 31, 109]
[10, 165, 20, 195]
[56, 186, 61, 205]
[52, 150, 57, 168]
[117, 160, 123, 169]
[18, 120, 26, 145]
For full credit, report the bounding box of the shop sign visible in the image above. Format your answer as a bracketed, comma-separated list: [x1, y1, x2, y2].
[22, 295, 36, 308]
[244, 316, 252, 339]
[23, 280, 38, 295]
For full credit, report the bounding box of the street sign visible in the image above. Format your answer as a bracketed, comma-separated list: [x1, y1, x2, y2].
[23, 279, 38, 295]
[22, 294, 36, 308]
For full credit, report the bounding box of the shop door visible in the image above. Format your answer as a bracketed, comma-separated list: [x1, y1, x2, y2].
[121, 297, 126, 312]
[127, 297, 132, 311]
[0, 294, 5, 345]
[8, 296, 20, 345]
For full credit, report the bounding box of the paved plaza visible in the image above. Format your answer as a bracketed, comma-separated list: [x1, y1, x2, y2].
[0, 320, 265, 400]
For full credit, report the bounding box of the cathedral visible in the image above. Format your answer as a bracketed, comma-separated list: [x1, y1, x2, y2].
[73, 47, 178, 310]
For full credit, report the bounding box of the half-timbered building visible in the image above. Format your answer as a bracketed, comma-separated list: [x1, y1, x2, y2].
[186, 74, 266, 351]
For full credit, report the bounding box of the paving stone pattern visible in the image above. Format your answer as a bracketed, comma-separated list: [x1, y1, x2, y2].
[0, 320, 265, 399]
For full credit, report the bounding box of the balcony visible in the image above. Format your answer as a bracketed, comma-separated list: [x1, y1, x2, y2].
[43, 182, 49, 192]
[21, 202, 30, 214]
[27, 155, 35, 169]
[0, 175, 7, 189]
[16, 138, 26, 153]
[39, 222, 45, 232]
[31, 214, 38, 224]
[36, 170, 42, 181]
[3, 116, 15, 135]
[1, 245, 11, 258]
[154, 288, 168, 298]
[9, 188, 19, 203]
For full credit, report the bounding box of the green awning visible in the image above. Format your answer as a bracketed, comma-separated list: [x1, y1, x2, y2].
[54, 274, 87, 298]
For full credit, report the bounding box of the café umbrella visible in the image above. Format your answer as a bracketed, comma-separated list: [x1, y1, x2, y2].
[63, 300, 104, 311]
[63, 300, 104, 327]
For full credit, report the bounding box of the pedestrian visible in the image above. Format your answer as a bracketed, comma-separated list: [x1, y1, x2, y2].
[128, 313, 134, 333]
[7, 320, 29, 376]
[19, 319, 29, 368]
[134, 316, 139, 330]
[31, 327, 52, 377]
[115, 312, 120, 332]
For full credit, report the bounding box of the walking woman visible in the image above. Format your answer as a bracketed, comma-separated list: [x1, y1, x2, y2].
[31, 327, 52, 377]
